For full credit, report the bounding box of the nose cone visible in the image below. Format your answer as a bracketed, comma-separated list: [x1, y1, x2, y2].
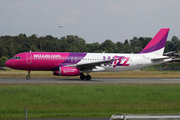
[5, 60, 14, 68]
[5, 60, 21, 69]
[5, 60, 11, 68]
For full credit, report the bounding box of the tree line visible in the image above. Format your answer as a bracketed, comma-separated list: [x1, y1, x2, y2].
[0, 34, 180, 66]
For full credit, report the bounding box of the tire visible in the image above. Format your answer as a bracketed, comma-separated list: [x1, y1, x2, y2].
[86, 75, 91, 80]
[80, 74, 86, 80]
[26, 76, 30, 80]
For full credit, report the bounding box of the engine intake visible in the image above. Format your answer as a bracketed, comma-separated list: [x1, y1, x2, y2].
[53, 67, 80, 76]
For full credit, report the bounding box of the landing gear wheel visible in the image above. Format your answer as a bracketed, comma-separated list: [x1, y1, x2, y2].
[26, 76, 30, 80]
[26, 70, 31, 80]
[86, 75, 91, 80]
[80, 74, 86, 80]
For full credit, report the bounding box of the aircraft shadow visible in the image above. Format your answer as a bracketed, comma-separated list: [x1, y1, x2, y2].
[52, 78, 103, 82]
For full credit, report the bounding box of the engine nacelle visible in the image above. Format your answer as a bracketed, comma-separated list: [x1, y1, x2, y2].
[53, 67, 80, 76]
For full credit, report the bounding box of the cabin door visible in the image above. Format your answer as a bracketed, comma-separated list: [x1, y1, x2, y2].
[26, 54, 32, 64]
[137, 56, 143, 66]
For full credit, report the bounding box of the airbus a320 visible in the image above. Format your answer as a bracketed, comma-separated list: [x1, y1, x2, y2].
[5, 28, 172, 80]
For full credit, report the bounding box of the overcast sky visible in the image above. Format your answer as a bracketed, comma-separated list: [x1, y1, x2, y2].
[0, 0, 180, 43]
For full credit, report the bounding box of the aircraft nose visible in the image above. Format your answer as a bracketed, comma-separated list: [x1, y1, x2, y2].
[5, 60, 11, 68]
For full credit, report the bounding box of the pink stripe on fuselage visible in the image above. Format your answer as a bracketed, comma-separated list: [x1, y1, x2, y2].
[13, 52, 70, 70]
[31, 52, 70, 70]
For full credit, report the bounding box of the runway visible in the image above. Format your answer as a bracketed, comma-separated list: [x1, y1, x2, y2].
[1, 77, 180, 84]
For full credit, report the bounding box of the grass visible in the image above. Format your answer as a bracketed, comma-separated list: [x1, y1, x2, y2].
[2, 70, 180, 78]
[0, 84, 180, 119]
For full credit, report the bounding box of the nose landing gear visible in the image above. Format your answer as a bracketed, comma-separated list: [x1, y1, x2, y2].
[26, 70, 31, 80]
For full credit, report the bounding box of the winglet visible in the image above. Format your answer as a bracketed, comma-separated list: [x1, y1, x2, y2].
[138, 28, 170, 56]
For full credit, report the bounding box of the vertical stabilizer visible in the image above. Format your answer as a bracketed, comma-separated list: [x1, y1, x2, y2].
[138, 28, 169, 56]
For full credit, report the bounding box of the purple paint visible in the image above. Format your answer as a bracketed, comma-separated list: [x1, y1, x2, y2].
[61, 53, 87, 66]
[51, 53, 87, 71]
[139, 28, 169, 54]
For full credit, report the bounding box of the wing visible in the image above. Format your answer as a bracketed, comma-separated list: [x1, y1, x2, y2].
[66, 59, 116, 71]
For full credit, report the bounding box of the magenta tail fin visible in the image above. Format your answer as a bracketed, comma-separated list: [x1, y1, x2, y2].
[139, 28, 169, 56]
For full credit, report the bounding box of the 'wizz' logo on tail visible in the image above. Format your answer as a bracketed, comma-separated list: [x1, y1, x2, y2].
[103, 56, 130, 67]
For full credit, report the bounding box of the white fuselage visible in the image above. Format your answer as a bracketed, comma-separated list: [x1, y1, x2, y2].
[77, 53, 172, 72]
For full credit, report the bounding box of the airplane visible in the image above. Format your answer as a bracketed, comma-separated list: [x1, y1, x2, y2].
[5, 28, 172, 80]
[58, 25, 63, 28]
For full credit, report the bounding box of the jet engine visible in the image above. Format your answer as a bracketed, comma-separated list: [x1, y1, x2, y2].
[53, 67, 80, 76]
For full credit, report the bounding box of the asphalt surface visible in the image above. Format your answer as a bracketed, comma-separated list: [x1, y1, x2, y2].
[1, 77, 180, 84]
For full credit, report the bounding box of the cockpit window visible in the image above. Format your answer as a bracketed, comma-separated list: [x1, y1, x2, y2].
[12, 56, 21, 59]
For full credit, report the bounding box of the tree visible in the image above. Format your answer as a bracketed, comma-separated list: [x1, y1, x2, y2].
[164, 41, 170, 53]
[129, 37, 142, 53]
[1, 33, 180, 59]
[114, 42, 124, 53]
[0, 56, 8, 67]
[100, 39, 116, 53]
[168, 36, 180, 52]
[67, 46, 80, 52]
[130, 36, 139, 46]
[59, 37, 69, 52]
[87, 42, 100, 52]
[139, 37, 151, 48]
[124, 39, 129, 45]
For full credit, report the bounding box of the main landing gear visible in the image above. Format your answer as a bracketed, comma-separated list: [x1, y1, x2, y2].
[26, 70, 31, 80]
[80, 73, 91, 80]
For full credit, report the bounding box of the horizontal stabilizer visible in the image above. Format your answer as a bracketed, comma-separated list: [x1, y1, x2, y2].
[151, 56, 171, 60]
[164, 51, 176, 56]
